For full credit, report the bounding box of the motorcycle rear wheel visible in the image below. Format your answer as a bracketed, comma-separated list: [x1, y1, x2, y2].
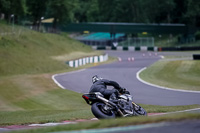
[91, 102, 116, 119]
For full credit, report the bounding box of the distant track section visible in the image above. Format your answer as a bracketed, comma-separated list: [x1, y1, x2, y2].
[53, 51, 200, 106]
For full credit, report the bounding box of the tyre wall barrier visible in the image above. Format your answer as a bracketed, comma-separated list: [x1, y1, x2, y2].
[92, 46, 158, 52]
[158, 46, 200, 51]
[66, 54, 108, 68]
[92, 46, 200, 52]
[193, 54, 200, 60]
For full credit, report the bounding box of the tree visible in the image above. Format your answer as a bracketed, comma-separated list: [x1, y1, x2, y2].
[10, 0, 26, 23]
[26, 0, 49, 27]
[73, 0, 90, 22]
[0, 0, 26, 23]
[47, 0, 75, 28]
[184, 0, 200, 26]
[142, 0, 175, 23]
[171, 0, 187, 23]
[1, 0, 199, 29]
[113, 0, 144, 22]
[85, 0, 100, 22]
[0, 0, 10, 15]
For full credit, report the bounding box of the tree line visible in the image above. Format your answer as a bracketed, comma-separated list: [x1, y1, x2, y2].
[0, 0, 200, 28]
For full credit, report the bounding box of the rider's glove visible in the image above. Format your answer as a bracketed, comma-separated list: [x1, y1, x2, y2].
[124, 90, 130, 94]
[119, 87, 126, 94]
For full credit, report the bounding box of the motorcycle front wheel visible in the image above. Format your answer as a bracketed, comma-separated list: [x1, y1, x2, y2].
[133, 104, 147, 116]
[91, 102, 116, 119]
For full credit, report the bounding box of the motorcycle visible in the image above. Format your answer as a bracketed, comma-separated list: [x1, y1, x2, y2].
[82, 90, 147, 119]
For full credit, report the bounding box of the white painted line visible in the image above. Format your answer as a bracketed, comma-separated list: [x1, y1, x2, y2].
[150, 108, 200, 116]
[29, 122, 77, 127]
[91, 118, 98, 121]
[118, 57, 122, 62]
[52, 74, 66, 89]
[136, 67, 200, 93]
[169, 107, 200, 114]
[52, 69, 86, 89]
[149, 53, 152, 56]
[159, 55, 165, 59]
[56, 69, 86, 76]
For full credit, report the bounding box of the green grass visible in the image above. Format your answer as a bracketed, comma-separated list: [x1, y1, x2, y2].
[0, 110, 92, 126]
[141, 104, 200, 113]
[1, 23, 200, 129]
[140, 59, 200, 91]
[0, 71, 198, 126]
[0, 59, 118, 126]
[0, 23, 105, 126]
[0, 70, 199, 126]
[8, 113, 200, 133]
[0, 23, 95, 77]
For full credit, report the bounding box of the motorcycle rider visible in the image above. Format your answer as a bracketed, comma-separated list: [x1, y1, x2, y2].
[89, 75, 126, 100]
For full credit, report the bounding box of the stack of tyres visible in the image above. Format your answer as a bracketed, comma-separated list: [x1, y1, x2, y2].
[193, 54, 200, 60]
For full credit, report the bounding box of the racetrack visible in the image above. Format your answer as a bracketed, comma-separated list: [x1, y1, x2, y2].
[53, 51, 200, 106]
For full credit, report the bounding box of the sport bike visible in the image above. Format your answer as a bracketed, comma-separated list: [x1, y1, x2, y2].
[82, 91, 147, 119]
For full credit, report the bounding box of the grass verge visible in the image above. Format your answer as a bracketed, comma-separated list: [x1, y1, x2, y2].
[0, 57, 117, 126]
[8, 113, 200, 133]
[140, 59, 200, 91]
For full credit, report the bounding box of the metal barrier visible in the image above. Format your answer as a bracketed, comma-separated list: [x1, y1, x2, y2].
[117, 37, 154, 47]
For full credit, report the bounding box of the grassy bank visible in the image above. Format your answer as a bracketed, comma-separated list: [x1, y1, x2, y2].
[0, 23, 103, 125]
[140, 57, 200, 91]
[0, 23, 99, 76]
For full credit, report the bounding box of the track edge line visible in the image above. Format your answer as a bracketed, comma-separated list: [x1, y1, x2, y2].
[136, 67, 200, 94]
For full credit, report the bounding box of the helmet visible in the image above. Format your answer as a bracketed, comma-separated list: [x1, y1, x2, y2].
[92, 75, 102, 84]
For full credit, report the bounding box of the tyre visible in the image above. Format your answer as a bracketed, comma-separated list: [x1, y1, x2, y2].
[91, 102, 116, 119]
[133, 104, 147, 116]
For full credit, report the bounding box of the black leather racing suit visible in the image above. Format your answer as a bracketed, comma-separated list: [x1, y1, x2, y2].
[89, 79, 122, 99]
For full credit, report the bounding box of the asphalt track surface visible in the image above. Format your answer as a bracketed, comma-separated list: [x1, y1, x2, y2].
[54, 51, 200, 106]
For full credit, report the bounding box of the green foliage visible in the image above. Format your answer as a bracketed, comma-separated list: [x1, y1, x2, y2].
[184, 0, 200, 25]
[47, 0, 75, 27]
[142, 0, 175, 23]
[26, 0, 49, 24]
[1, 0, 200, 27]
[195, 31, 200, 40]
[0, 0, 26, 23]
[0, 0, 11, 13]
[73, 0, 91, 22]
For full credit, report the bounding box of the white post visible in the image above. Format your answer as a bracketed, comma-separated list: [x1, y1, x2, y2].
[11, 14, 14, 32]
